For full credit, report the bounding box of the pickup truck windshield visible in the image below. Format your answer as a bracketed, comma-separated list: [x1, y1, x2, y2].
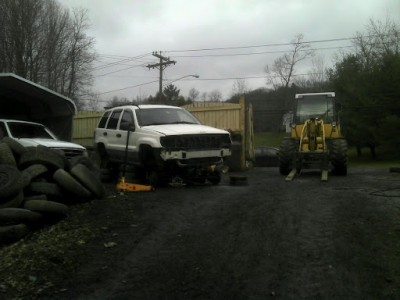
[8, 122, 54, 139]
[136, 108, 201, 126]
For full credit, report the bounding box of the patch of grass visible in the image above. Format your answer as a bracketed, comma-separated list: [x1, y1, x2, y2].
[254, 132, 400, 167]
[254, 132, 289, 148]
[348, 147, 400, 168]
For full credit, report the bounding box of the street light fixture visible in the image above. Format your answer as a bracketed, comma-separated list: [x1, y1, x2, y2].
[166, 74, 200, 85]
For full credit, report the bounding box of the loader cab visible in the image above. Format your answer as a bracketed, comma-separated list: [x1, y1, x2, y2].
[294, 92, 336, 124]
[292, 92, 340, 138]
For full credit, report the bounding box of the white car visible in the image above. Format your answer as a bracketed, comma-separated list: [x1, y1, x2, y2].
[0, 119, 86, 158]
[94, 105, 232, 185]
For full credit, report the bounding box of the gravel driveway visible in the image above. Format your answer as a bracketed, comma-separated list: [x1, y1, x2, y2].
[2, 167, 400, 299]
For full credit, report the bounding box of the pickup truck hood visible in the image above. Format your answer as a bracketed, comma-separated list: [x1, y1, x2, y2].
[143, 124, 229, 136]
[16, 138, 86, 150]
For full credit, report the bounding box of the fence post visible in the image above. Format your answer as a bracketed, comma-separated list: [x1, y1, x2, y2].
[239, 96, 246, 170]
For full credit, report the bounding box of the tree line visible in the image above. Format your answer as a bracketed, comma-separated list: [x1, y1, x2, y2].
[0, 0, 95, 109]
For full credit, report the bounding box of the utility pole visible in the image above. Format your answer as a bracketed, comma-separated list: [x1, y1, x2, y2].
[147, 51, 176, 102]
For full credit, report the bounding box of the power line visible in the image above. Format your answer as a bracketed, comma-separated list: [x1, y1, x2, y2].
[165, 37, 355, 53]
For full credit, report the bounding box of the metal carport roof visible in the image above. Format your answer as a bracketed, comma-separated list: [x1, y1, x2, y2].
[0, 73, 77, 141]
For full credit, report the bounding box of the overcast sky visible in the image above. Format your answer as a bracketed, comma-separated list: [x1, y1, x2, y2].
[60, 0, 400, 104]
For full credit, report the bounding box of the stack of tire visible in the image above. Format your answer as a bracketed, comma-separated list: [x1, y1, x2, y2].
[0, 138, 105, 246]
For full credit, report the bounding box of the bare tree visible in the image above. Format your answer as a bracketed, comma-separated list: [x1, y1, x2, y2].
[0, 0, 96, 109]
[265, 34, 314, 89]
[294, 55, 329, 91]
[353, 17, 400, 67]
[208, 89, 222, 102]
[188, 88, 200, 102]
[231, 79, 249, 96]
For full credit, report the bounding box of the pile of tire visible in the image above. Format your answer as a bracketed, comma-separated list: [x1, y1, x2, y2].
[0, 138, 105, 246]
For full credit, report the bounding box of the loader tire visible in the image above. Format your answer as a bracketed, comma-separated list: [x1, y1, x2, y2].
[279, 138, 296, 175]
[330, 138, 348, 176]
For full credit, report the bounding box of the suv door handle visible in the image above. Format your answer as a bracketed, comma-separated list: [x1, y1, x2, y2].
[103, 132, 107, 136]
[116, 134, 122, 138]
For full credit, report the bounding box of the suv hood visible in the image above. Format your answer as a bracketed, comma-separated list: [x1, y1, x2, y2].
[143, 124, 229, 136]
[16, 138, 86, 150]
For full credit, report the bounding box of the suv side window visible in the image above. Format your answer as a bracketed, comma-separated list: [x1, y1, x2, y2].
[98, 111, 111, 128]
[120, 110, 135, 131]
[106, 109, 122, 130]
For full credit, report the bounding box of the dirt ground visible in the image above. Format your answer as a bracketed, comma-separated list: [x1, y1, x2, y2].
[2, 167, 400, 299]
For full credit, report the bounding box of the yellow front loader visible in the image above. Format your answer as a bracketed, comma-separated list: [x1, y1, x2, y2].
[279, 92, 348, 181]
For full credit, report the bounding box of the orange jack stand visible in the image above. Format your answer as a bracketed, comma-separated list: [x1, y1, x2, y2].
[116, 177, 153, 192]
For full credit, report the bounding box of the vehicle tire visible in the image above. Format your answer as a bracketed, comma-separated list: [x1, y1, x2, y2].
[22, 164, 48, 181]
[53, 169, 91, 198]
[208, 170, 221, 185]
[1, 137, 27, 157]
[0, 208, 43, 225]
[0, 142, 17, 166]
[71, 164, 105, 198]
[279, 138, 297, 175]
[330, 138, 348, 175]
[23, 200, 68, 216]
[19, 147, 64, 171]
[27, 182, 62, 197]
[0, 192, 24, 209]
[0, 165, 23, 199]
[0, 224, 29, 245]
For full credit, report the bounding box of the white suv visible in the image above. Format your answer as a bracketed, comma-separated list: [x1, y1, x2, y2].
[94, 105, 231, 185]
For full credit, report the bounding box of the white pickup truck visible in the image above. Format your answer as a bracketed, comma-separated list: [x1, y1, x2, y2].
[94, 105, 232, 186]
[0, 119, 86, 159]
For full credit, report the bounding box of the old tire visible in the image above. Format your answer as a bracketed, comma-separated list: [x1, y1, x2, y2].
[24, 200, 68, 216]
[279, 138, 296, 175]
[53, 169, 91, 198]
[0, 208, 43, 225]
[22, 164, 49, 181]
[19, 147, 64, 170]
[2, 137, 27, 157]
[0, 165, 23, 199]
[0, 224, 30, 245]
[27, 182, 62, 197]
[0, 192, 24, 209]
[71, 164, 105, 198]
[330, 138, 348, 176]
[0, 142, 17, 166]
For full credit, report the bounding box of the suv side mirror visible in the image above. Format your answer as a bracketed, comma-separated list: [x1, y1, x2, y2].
[120, 122, 135, 131]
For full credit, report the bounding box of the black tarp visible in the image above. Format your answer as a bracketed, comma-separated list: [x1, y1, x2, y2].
[0, 73, 76, 141]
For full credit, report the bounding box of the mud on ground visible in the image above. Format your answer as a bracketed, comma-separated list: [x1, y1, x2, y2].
[1, 167, 400, 299]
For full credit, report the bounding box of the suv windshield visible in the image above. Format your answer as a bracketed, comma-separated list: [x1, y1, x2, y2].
[8, 122, 54, 139]
[136, 108, 201, 126]
[295, 96, 334, 124]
